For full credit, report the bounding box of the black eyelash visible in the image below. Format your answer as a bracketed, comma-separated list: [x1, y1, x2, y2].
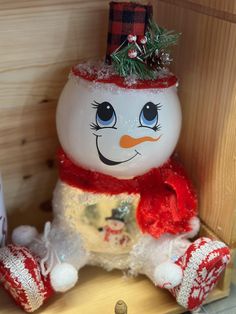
[90, 122, 101, 131]
[153, 124, 161, 132]
[155, 103, 162, 111]
[137, 124, 161, 132]
[91, 101, 100, 109]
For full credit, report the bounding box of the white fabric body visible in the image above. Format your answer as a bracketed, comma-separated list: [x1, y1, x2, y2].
[13, 180, 198, 291]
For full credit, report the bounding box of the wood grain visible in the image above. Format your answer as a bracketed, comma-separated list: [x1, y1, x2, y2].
[185, 0, 236, 15]
[154, 0, 236, 246]
[0, 0, 111, 220]
[158, 0, 236, 22]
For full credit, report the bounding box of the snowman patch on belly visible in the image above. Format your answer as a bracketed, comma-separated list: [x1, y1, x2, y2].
[80, 197, 140, 252]
[58, 183, 141, 254]
[98, 204, 133, 247]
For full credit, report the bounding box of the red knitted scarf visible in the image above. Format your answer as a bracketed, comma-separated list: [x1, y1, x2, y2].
[57, 148, 197, 238]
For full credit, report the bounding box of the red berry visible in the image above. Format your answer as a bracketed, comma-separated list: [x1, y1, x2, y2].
[127, 34, 137, 43]
[128, 49, 137, 59]
[138, 36, 147, 45]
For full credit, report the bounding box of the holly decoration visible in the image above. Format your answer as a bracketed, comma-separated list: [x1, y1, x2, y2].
[111, 19, 180, 80]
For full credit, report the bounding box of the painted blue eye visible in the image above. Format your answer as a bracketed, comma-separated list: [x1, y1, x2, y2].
[96, 102, 117, 128]
[139, 102, 158, 128]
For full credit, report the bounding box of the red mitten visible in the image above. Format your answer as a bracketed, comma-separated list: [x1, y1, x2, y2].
[0, 244, 54, 312]
[170, 237, 230, 311]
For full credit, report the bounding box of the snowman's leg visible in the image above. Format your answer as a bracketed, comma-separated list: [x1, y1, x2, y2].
[32, 180, 90, 292]
[29, 221, 89, 293]
[0, 244, 54, 312]
[4, 180, 90, 311]
[129, 234, 191, 289]
[130, 235, 230, 311]
[169, 237, 230, 311]
[0, 222, 89, 312]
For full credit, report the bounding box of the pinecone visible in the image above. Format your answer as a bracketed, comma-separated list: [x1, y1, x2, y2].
[147, 49, 172, 71]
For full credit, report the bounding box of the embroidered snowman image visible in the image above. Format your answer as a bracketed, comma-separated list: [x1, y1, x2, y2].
[101, 206, 132, 247]
[0, 2, 230, 313]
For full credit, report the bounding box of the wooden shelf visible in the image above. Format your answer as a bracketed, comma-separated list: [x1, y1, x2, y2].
[0, 266, 229, 314]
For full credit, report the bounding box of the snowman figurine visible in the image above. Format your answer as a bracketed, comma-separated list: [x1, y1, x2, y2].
[0, 2, 230, 313]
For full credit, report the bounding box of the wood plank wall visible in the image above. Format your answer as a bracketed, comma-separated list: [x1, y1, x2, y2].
[0, 1, 235, 246]
[154, 0, 236, 245]
[0, 0, 112, 231]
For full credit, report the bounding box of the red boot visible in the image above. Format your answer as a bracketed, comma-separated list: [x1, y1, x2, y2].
[0, 244, 54, 312]
[170, 237, 230, 311]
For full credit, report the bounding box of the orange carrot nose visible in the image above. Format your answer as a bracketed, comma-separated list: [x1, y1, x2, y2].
[120, 134, 161, 148]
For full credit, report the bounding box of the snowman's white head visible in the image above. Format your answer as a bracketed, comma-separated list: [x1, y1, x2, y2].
[56, 69, 182, 179]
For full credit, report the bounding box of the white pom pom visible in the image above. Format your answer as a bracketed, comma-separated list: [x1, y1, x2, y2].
[12, 225, 38, 246]
[154, 261, 183, 289]
[50, 263, 78, 292]
[187, 217, 200, 238]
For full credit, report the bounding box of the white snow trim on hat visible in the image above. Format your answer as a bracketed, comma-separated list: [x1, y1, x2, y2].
[0, 246, 44, 312]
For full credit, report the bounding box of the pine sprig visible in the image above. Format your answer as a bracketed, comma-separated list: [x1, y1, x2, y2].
[112, 43, 156, 79]
[146, 20, 179, 54]
[111, 19, 180, 80]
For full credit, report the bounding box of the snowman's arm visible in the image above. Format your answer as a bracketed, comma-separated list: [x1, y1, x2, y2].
[164, 158, 199, 235]
[164, 158, 197, 217]
[52, 179, 86, 222]
[137, 158, 198, 238]
[51, 180, 90, 268]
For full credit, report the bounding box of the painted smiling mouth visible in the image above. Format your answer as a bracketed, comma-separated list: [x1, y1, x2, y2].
[95, 135, 140, 166]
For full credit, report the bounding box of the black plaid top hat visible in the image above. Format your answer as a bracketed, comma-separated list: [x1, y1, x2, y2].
[106, 1, 153, 63]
